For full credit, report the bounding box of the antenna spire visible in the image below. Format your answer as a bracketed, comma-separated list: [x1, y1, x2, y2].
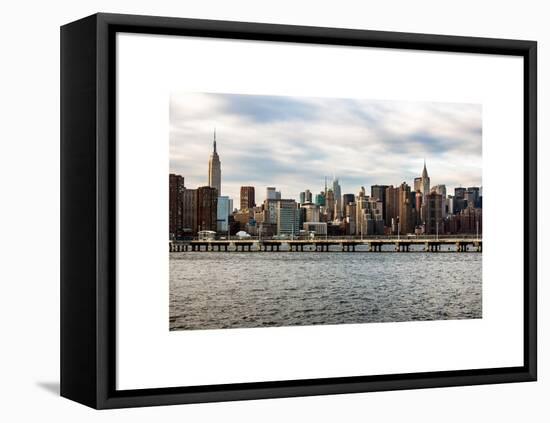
[213, 128, 217, 153]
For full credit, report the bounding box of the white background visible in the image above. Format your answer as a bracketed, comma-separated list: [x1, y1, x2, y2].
[117, 34, 523, 389]
[0, 0, 547, 421]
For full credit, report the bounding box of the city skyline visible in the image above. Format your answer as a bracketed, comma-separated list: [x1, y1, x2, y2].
[170, 92, 482, 203]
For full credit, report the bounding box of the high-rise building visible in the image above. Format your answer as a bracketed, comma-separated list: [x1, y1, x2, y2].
[445, 195, 455, 221]
[325, 189, 335, 221]
[355, 187, 367, 236]
[371, 185, 388, 222]
[415, 191, 423, 225]
[454, 187, 466, 213]
[299, 189, 312, 204]
[413, 177, 423, 193]
[432, 184, 447, 218]
[169, 173, 185, 239]
[385, 185, 399, 228]
[301, 202, 320, 223]
[346, 202, 356, 235]
[315, 193, 326, 207]
[216, 196, 233, 233]
[182, 188, 197, 235]
[240, 186, 255, 210]
[207, 130, 221, 196]
[266, 187, 280, 200]
[425, 192, 443, 235]
[364, 197, 384, 235]
[342, 193, 355, 206]
[458, 206, 482, 235]
[466, 187, 481, 208]
[398, 182, 413, 235]
[197, 186, 218, 232]
[276, 199, 300, 236]
[332, 177, 342, 220]
[421, 160, 430, 198]
[263, 198, 278, 225]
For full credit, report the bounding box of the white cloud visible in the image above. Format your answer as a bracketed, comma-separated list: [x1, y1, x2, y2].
[170, 92, 482, 203]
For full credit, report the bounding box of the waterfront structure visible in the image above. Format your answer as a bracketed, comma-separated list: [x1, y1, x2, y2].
[197, 186, 218, 232]
[207, 130, 221, 196]
[216, 196, 233, 233]
[303, 222, 328, 236]
[240, 186, 256, 210]
[276, 199, 300, 236]
[169, 173, 185, 239]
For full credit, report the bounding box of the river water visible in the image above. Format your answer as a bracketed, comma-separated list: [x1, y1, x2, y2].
[169, 249, 482, 330]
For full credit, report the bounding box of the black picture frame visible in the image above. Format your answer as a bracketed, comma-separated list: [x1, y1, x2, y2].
[60, 12, 537, 409]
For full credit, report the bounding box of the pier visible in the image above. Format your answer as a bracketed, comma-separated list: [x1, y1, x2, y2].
[169, 237, 482, 253]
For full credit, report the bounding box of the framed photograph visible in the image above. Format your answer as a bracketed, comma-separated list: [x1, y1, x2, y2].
[61, 13, 537, 409]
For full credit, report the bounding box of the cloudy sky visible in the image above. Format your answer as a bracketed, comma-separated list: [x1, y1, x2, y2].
[170, 92, 482, 204]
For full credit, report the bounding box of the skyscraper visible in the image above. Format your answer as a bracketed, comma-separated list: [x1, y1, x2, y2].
[208, 130, 221, 196]
[332, 177, 342, 220]
[216, 196, 233, 233]
[385, 185, 400, 228]
[432, 184, 447, 217]
[315, 193, 326, 207]
[276, 199, 300, 236]
[413, 177, 423, 193]
[371, 185, 388, 222]
[421, 160, 430, 198]
[398, 182, 413, 235]
[454, 187, 467, 213]
[266, 187, 281, 201]
[355, 187, 367, 236]
[325, 189, 335, 221]
[425, 192, 443, 235]
[197, 186, 218, 232]
[342, 194, 355, 217]
[240, 186, 256, 210]
[169, 173, 185, 239]
[182, 188, 197, 235]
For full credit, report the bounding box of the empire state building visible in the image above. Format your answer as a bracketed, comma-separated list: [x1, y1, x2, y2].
[208, 130, 221, 196]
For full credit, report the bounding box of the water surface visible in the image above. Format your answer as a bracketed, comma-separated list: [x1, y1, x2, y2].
[169, 250, 482, 330]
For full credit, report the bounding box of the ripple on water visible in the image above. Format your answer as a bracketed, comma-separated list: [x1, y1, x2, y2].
[169, 251, 482, 330]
